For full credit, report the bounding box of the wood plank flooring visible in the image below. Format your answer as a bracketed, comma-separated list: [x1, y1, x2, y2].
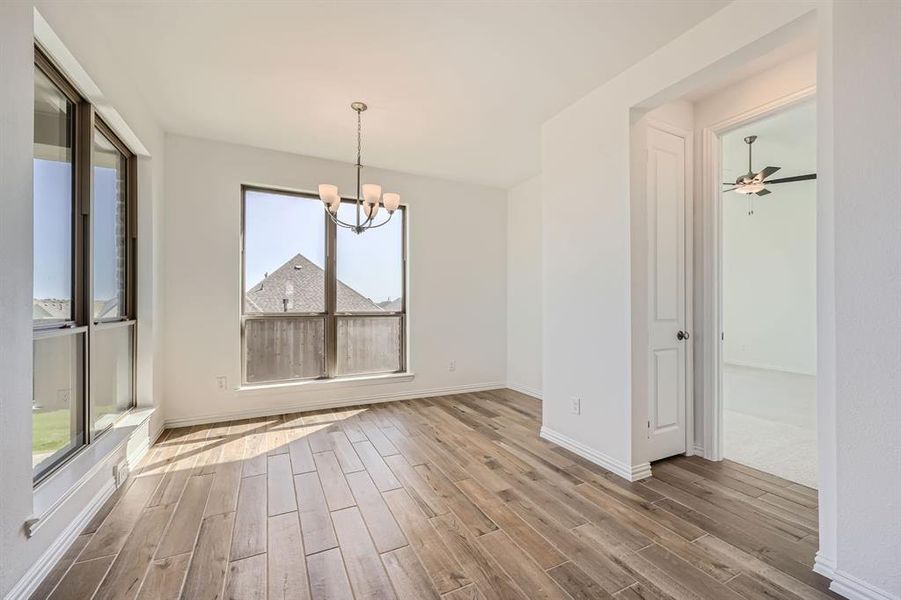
[32, 389, 839, 600]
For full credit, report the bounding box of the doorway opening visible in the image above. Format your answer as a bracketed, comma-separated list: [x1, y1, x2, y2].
[716, 99, 817, 487]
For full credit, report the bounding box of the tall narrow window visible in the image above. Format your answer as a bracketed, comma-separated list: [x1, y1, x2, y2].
[335, 203, 404, 376]
[32, 58, 84, 478]
[242, 188, 406, 384]
[32, 48, 137, 482]
[90, 125, 135, 434]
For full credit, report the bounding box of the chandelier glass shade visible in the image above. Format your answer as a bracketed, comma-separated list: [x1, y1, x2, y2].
[318, 102, 400, 234]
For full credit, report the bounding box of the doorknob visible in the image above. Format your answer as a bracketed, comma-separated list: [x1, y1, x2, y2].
[677, 330, 690, 341]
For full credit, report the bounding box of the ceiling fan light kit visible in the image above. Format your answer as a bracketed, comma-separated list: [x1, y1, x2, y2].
[318, 102, 400, 234]
[722, 135, 817, 215]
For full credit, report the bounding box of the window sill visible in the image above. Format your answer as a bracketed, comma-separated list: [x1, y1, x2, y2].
[239, 372, 415, 393]
[28, 406, 156, 537]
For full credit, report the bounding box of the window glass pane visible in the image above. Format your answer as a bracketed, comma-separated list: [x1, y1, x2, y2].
[92, 130, 127, 320]
[33, 66, 74, 323]
[92, 323, 134, 433]
[336, 316, 402, 376]
[33, 332, 85, 478]
[245, 317, 325, 383]
[244, 191, 326, 313]
[336, 204, 403, 312]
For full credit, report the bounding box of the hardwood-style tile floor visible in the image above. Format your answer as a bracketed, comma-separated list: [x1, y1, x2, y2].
[32, 389, 839, 600]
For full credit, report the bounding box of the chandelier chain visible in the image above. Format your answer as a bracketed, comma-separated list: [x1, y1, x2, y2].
[357, 108, 362, 167]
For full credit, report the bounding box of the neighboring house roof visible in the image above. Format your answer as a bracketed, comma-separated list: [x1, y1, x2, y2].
[32, 298, 120, 320]
[94, 298, 120, 320]
[245, 253, 384, 313]
[33, 299, 70, 320]
[378, 298, 402, 312]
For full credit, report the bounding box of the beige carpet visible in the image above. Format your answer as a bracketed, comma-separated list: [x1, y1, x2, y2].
[723, 365, 817, 488]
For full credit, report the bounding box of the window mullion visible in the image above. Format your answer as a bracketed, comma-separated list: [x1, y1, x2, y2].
[76, 103, 95, 443]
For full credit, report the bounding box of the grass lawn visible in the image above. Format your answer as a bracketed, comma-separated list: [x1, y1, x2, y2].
[32, 409, 72, 454]
[33, 404, 122, 455]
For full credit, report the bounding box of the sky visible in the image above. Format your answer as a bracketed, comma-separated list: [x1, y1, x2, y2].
[33, 159, 122, 303]
[244, 189, 403, 303]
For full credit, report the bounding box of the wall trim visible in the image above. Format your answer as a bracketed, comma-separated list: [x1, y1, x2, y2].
[723, 360, 816, 378]
[540, 426, 652, 482]
[4, 424, 163, 600]
[4, 480, 116, 600]
[505, 382, 542, 400]
[830, 570, 900, 600]
[164, 381, 507, 428]
[699, 84, 817, 463]
[813, 551, 836, 579]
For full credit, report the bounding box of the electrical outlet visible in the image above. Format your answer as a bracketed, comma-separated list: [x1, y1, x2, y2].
[570, 397, 581, 415]
[113, 460, 129, 488]
[448, 361, 456, 372]
[216, 376, 228, 390]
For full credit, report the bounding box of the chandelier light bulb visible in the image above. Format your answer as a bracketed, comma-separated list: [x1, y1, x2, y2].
[318, 184, 338, 204]
[382, 192, 401, 212]
[364, 201, 380, 220]
[362, 184, 382, 205]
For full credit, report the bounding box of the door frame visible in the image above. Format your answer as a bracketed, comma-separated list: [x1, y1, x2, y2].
[644, 117, 694, 462]
[699, 85, 816, 461]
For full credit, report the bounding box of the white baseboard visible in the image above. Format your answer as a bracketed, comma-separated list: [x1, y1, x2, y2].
[4, 424, 162, 600]
[814, 551, 836, 580]
[505, 382, 542, 400]
[829, 570, 901, 600]
[164, 381, 507, 428]
[539, 426, 651, 482]
[690, 443, 705, 457]
[723, 360, 816, 377]
[814, 552, 899, 600]
[830, 570, 899, 600]
[4, 479, 116, 600]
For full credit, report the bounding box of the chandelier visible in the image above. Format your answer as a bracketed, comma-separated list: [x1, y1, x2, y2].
[318, 102, 400, 234]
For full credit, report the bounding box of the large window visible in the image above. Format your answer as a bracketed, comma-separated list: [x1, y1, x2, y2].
[32, 48, 136, 482]
[242, 187, 406, 384]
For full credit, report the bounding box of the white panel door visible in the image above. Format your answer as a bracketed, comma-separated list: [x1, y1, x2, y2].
[646, 126, 688, 461]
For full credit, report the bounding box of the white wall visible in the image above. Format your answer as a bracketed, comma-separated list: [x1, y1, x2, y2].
[0, 3, 166, 597]
[722, 175, 816, 375]
[692, 51, 817, 448]
[830, 1, 901, 597]
[0, 4, 38, 594]
[541, 1, 817, 477]
[162, 134, 507, 425]
[506, 176, 542, 398]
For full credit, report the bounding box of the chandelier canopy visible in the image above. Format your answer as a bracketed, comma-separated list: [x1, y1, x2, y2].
[318, 102, 400, 234]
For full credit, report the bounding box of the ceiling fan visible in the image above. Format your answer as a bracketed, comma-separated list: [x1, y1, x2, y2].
[723, 135, 816, 213]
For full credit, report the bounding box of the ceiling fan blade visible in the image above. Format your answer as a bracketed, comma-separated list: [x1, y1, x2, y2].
[756, 188, 771, 196]
[722, 186, 738, 192]
[753, 166, 781, 181]
[766, 173, 817, 185]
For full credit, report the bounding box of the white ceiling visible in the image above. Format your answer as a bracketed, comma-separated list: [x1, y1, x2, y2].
[723, 100, 817, 184]
[75, 0, 727, 188]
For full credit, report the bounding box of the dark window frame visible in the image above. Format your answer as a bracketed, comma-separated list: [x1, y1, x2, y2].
[32, 45, 138, 485]
[240, 185, 407, 385]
